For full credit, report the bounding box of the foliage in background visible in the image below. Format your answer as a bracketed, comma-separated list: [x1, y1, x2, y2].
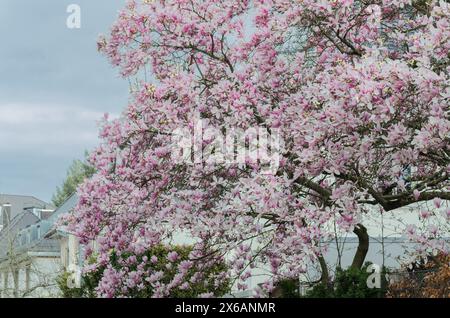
[52, 153, 95, 207]
[57, 254, 103, 298]
[57, 271, 81, 298]
[305, 263, 387, 298]
[271, 278, 301, 298]
[387, 253, 450, 298]
[58, 244, 231, 298]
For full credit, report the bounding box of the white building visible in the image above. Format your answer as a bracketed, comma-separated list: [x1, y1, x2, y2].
[0, 195, 60, 298]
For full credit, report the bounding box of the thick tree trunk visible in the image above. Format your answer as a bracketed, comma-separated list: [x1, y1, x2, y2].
[318, 255, 329, 285]
[351, 223, 369, 269]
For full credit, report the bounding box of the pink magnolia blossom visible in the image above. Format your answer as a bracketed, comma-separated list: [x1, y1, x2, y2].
[167, 251, 179, 263]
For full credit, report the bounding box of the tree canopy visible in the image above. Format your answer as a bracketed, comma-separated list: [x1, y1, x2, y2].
[52, 156, 95, 207]
[64, 0, 449, 297]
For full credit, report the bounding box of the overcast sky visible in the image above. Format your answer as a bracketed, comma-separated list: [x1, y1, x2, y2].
[0, 0, 128, 202]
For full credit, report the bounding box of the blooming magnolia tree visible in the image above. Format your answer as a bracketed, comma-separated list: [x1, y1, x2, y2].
[64, 0, 449, 297]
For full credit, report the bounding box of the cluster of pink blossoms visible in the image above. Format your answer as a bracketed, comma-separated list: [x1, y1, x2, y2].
[64, 0, 449, 297]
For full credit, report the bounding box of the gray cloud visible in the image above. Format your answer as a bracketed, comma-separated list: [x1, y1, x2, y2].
[0, 0, 128, 202]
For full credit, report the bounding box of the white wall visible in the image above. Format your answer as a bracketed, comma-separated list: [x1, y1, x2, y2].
[0, 254, 62, 298]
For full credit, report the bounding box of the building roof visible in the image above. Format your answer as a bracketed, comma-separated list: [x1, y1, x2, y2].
[0, 195, 56, 261]
[46, 193, 78, 224]
[0, 211, 40, 258]
[0, 194, 54, 222]
[0, 194, 78, 262]
[45, 193, 79, 238]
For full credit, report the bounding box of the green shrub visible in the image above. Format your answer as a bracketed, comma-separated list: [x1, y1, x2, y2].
[271, 278, 302, 298]
[58, 244, 231, 298]
[305, 263, 387, 298]
[57, 271, 84, 298]
[57, 260, 103, 298]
